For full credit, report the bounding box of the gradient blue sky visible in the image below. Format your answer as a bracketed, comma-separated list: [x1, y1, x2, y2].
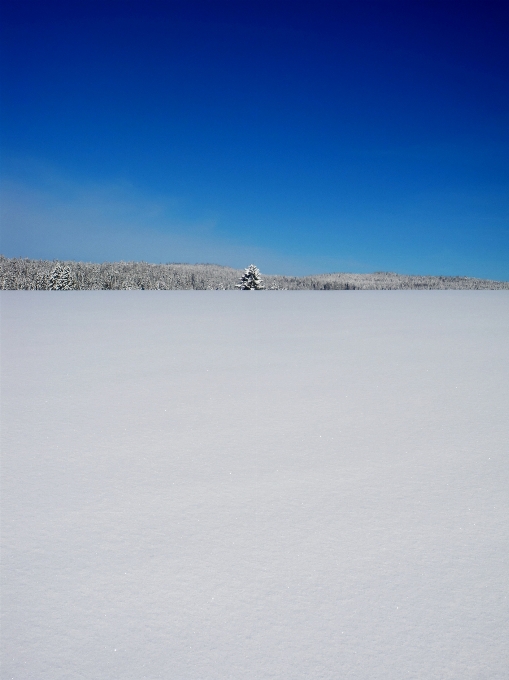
[1, 0, 508, 277]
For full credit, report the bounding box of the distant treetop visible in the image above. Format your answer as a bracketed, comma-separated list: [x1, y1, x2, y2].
[235, 264, 265, 290]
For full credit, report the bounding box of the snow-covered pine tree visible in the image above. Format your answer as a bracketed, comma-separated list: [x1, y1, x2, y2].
[235, 264, 265, 290]
[49, 264, 77, 290]
[34, 271, 50, 290]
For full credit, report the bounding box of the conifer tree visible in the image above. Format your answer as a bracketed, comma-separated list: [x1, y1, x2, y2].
[49, 264, 77, 290]
[235, 264, 264, 290]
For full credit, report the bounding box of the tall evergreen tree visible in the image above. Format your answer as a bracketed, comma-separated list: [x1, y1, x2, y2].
[49, 264, 77, 290]
[235, 264, 264, 290]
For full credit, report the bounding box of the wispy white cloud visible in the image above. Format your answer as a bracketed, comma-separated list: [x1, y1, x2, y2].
[0, 158, 364, 275]
[0, 159, 271, 267]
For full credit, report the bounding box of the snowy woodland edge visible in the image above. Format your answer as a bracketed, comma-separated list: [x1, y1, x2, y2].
[1, 256, 508, 290]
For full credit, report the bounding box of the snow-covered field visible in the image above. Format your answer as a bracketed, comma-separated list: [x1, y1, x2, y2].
[1, 291, 508, 680]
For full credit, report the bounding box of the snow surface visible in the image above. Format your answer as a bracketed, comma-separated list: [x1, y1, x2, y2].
[1, 291, 508, 680]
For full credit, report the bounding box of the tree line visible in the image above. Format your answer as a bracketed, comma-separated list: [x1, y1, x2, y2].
[1, 256, 507, 290]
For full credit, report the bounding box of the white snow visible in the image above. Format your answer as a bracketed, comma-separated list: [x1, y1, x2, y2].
[1, 291, 508, 679]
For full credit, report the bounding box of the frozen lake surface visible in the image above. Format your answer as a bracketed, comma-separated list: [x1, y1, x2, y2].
[1, 291, 508, 679]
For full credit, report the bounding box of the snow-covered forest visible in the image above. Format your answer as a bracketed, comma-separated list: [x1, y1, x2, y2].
[2, 291, 508, 679]
[1, 255, 508, 290]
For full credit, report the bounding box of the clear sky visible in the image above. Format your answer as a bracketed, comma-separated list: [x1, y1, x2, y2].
[1, 0, 508, 278]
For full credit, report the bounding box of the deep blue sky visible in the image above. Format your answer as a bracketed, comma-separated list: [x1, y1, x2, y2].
[1, 0, 508, 277]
